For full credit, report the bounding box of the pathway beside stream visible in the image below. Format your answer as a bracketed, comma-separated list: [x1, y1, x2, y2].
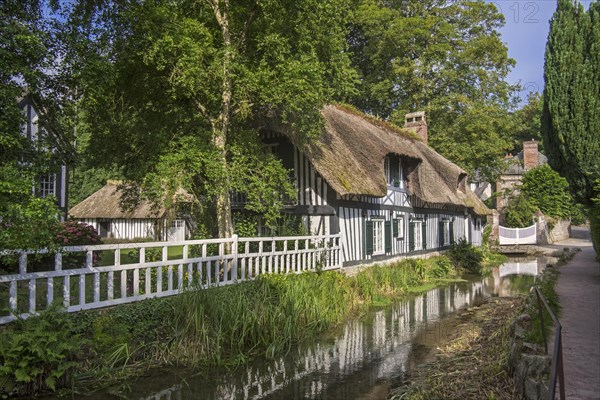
[549, 227, 600, 400]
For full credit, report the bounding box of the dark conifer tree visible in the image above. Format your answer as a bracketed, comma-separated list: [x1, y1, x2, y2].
[542, 0, 599, 203]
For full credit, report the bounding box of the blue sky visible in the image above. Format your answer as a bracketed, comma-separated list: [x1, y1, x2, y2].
[490, 0, 593, 103]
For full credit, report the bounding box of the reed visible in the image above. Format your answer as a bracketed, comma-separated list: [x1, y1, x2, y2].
[163, 256, 459, 367]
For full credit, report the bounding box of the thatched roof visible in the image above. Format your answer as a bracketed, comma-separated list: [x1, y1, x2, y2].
[69, 182, 166, 219]
[301, 105, 491, 215]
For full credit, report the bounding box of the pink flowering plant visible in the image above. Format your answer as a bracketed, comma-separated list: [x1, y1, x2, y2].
[55, 220, 102, 268]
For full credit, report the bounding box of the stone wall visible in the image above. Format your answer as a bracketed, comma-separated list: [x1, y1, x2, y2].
[508, 313, 551, 400]
[537, 218, 571, 244]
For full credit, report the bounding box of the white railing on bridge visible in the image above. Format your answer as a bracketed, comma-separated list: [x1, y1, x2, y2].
[498, 224, 537, 245]
[0, 234, 341, 325]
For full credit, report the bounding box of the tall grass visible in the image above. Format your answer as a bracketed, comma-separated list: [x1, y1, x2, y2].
[1, 255, 462, 396]
[164, 256, 459, 367]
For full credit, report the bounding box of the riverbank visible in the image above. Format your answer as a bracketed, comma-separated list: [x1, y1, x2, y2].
[0, 255, 470, 398]
[389, 296, 525, 400]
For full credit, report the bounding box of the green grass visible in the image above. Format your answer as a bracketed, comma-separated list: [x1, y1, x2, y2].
[98, 246, 184, 266]
[1, 254, 465, 396]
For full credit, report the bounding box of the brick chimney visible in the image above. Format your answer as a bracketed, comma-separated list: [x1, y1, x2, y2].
[523, 140, 539, 170]
[404, 111, 427, 144]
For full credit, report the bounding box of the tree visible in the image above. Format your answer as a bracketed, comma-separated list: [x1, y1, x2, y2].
[62, 0, 357, 238]
[542, 0, 600, 203]
[0, 0, 63, 251]
[348, 0, 517, 177]
[520, 164, 573, 219]
[511, 92, 543, 153]
[502, 194, 537, 228]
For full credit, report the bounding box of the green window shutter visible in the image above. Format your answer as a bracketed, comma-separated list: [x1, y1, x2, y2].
[422, 221, 427, 249]
[393, 218, 399, 238]
[438, 221, 444, 247]
[450, 221, 455, 244]
[385, 220, 392, 253]
[366, 220, 374, 255]
[409, 222, 415, 252]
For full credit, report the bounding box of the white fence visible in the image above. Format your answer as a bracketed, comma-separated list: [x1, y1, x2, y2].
[498, 224, 537, 245]
[0, 234, 341, 324]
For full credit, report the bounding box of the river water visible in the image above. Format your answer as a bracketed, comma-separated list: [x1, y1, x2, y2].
[71, 256, 554, 400]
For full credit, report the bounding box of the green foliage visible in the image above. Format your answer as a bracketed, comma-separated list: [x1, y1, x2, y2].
[521, 165, 573, 219]
[0, 1, 69, 253]
[510, 92, 544, 153]
[61, 0, 358, 237]
[524, 256, 567, 345]
[502, 194, 537, 228]
[426, 102, 516, 180]
[542, 0, 600, 203]
[447, 239, 484, 274]
[0, 305, 81, 397]
[69, 166, 123, 206]
[0, 167, 61, 252]
[348, 0, 517, 178]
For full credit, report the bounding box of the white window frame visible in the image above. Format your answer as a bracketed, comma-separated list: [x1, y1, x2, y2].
[413, 220, 423, 250]
[384, 156, 391, 185]
[40, 174, 56, 198]
[443, 220, 450, 246]
[372, 218, 385, 255]
[396, 216, 404, 239]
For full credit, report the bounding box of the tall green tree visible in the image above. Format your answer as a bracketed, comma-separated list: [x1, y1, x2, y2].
[63, 0, 357, 238]
[0, 0, 63, 250]
[542, 0, 600, 203]
[348, 0, 517, 178]
[511, 92, 543, 153]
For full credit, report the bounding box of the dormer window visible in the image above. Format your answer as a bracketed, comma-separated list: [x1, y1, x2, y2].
[384, 155, 404, 188]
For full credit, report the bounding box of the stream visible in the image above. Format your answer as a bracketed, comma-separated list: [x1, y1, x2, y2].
[65, 255, 554, 400]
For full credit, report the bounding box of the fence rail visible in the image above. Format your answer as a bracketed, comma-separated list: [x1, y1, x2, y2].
[499, 224, 537, 245]
[0, 234, 341, 324]
[532, 286, 566, 400]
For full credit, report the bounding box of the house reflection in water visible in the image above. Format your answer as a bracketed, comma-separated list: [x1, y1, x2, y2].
[103, 260, 542, 400]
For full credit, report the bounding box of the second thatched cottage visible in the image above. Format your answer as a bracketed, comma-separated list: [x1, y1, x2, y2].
[248, 105, 490, 266]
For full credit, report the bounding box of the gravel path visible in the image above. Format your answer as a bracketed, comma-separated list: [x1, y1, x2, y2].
[553, 226, 600, 399]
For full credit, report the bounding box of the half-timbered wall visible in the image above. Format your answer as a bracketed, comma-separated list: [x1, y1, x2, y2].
[21, 100, 69, 219]
[262, 131, 483, 266]
[76, 218, 159, 240]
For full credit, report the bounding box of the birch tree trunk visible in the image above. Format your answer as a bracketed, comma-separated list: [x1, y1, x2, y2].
[209, 0, 233, 238]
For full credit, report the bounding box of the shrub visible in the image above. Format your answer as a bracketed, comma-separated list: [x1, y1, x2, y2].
[0, 305, 81, 397]
[447, 238, 484, 274]
[55, 220, 102, 268]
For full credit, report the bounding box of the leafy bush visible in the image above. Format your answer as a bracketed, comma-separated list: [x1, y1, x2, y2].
[447, 238, 484, 274]
[0, 305, 81, 397]
[55, 219, 101, 247]
[502, 194, 536, 228]
[521, 164, 573, 219]
[55, 220, 102, 268]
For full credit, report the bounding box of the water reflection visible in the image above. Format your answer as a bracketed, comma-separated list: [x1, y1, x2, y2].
[83, 257, 546, 400]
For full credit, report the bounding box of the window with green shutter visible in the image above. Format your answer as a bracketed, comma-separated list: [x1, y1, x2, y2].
[438, 221, 444, 247]
[422, 221, 427, 249]
[366, 220, 374, 255]
[450, 221, 455, 244]
[385, 220, 392, 253]
[409, 222, 415, 252]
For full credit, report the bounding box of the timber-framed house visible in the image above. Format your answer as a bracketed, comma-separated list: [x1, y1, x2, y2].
[249, 105, 490, 266]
